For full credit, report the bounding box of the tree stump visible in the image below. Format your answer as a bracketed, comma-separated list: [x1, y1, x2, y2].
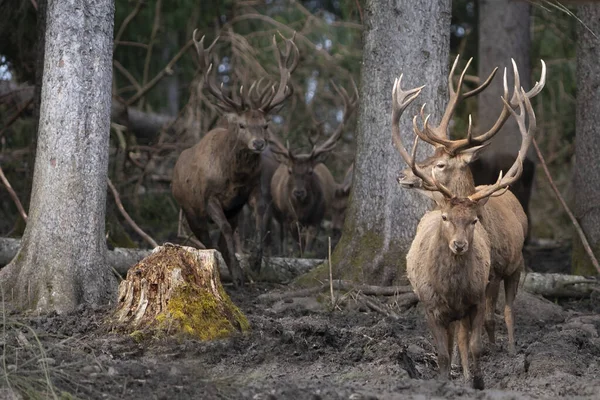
[112, 244, 249, 340]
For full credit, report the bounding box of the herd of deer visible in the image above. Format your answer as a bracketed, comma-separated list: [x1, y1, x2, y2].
[172, 30, 547, 390]
[172, 31, 356, 286]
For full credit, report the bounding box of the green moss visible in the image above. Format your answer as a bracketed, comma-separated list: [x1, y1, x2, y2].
[571, 236, 599, 276]
[156, 282, 250, 341]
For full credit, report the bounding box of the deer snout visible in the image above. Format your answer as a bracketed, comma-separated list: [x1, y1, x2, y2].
[292, 189, 307, 200]
[451, 240, 469, 255]
[251, 139, 266, 152]
[397, 171, 420, 188]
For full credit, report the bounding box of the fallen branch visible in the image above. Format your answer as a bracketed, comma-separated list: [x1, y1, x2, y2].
[356, 293, 401, 320]
[521, 272, 598, 298]
[533, 138, 600, 274]
[257, 280, 414, 303]
[107, 178, 158, 248]
[0, 165, 28, 222]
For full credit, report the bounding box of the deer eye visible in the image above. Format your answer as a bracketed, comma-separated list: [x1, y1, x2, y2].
[239, 123, 246, 129]
[436, 162, 446, 169]
[441, 214, 448, 221]
[472, 218, 478, 225]
[263, 124, 269, 130]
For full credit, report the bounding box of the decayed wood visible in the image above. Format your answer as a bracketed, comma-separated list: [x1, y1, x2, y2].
[112, 244, 249, 340]
[521, 272, 598, 298]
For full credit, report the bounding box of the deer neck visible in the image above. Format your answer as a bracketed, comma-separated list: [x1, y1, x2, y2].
[226, 133, 261, 179]
[447, 169, 477, 197]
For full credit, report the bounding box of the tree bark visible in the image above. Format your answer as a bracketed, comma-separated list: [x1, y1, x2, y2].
[475, 0, 534, 238]
[0, 0, 117, 313]
[328, 0, 451, 285]
[572, 4, 600, 276]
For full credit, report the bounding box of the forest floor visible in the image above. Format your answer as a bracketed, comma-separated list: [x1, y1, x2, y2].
[1, 243, 600, 400]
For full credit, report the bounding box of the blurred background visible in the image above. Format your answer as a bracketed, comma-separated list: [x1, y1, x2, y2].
[0, 0, 580, 263]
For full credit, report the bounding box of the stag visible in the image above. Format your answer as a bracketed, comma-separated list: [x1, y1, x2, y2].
[394, 58, 545, 355]
[172, 31, 299, 286]
[269, 82, 358, 255]
[400, 80, 537, 389]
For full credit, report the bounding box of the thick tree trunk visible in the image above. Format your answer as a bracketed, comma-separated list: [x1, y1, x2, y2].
[112, 244, 249, 339]
[475, 0, 534, 238]
[327, 0, 451, 286]
[572, 4, 600, 276]
[0, 0, 117, 313]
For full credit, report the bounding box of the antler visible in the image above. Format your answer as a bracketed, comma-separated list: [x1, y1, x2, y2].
[391, 74, 425, 167]
[258, 32, 300, 113]
[467, 85, 537, 203]
[308, 79, 359, 161]
[192, 29, 243, 112]
[417, 56, 498, 142]
[415, 58, 546, 155]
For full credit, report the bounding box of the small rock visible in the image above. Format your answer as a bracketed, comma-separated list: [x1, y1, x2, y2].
[169, 366, 180, 376]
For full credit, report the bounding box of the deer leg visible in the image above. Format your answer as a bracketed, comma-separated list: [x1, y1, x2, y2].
[182, 209, 211, 249]
[504, 260, 522, 355]
[426, 312, 450, 380]
[484, 278, 501, 347]
[457, 317, 471, 382]
[206, 198, 244, 287]
[469, 302, 485, 390]
[303, 225, 320, 255]
[447, 321, 456, 368]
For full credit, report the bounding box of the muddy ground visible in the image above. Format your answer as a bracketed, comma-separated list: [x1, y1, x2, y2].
[1, 243, 600, 400]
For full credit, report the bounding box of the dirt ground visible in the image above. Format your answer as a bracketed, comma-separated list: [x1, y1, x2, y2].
[1, 244, 600, 400]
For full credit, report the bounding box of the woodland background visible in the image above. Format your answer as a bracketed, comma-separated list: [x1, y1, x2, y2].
[0, 0, 585, 268]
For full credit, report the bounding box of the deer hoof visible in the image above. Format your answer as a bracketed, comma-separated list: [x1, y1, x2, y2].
[472, 375, 484, 390]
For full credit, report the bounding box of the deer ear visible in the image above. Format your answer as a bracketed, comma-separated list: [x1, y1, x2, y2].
[475, 196, 490, 207]
[459, 143, 490, 164]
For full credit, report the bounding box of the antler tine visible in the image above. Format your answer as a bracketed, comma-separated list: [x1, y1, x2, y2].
[413, 113, 439, 146]
[268, 135, 291, 161]
[468, 86, 536, 203]
[423, 55, 474, 141]
[464, 59, 545, 147]
[463, 66, 499, 98]
[192, 30, 243, 112]
[261, 31, 300, 113]
[391, 74, 426, 166]
[309, 79, 359, 159]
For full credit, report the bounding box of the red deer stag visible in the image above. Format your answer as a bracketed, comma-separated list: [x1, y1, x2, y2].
[394, 58, 545, 354]
[397, 79, 537, 389]
[172, 31, 299, 286]
[270, 82, 358, 255]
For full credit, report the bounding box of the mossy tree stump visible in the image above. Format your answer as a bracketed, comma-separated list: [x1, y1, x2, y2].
[112, 244, 249, 340]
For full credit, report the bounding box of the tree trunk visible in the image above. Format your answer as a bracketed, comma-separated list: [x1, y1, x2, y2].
[475, 0, 534, 239]
[0, 0, 117, 313]
[112, 244, 249, 339]
[327, 0, 451, 286]
[572, 4, 600, 276]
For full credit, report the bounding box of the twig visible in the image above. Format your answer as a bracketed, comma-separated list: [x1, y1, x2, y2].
[328, 237, 334, 305]
[107, 178, 158, 248]
[139, 0, 162, 109]
[114, 0, 144, 51]
[533, 137, 600, 274]
[258, 280, 413, 302]
[0, 98, 34, 138]
[0, 165, 27, 222]
[356, 293, 400, 320]
[125, 40, 194, 106]
[113, 60, 141, 92]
